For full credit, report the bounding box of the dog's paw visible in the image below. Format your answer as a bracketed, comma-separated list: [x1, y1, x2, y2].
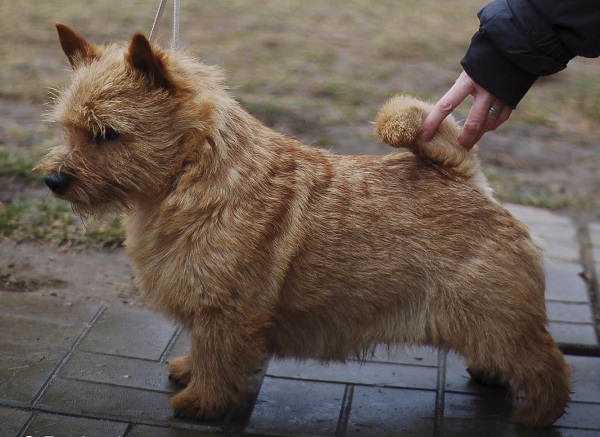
[466, 367, 509, 389]
[171, 388, 228, 422]
[168, 373, 188, 387]
[168, 355, 192, 386]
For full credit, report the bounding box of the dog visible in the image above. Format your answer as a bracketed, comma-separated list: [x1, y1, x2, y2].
[37, 24, 570, 428]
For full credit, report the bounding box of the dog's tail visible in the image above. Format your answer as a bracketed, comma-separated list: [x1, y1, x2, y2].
[375, 95, 479, 177]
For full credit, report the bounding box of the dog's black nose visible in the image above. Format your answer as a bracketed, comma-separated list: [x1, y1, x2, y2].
[44, 173, 70, 195]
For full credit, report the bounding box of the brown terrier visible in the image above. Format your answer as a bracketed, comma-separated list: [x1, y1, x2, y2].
[38, 24, 570, 428]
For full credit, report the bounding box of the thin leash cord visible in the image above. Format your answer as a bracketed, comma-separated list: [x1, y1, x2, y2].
[172, 0, 180, 51]
[149, 0, 167, 43]
[149, 0, 181, 51]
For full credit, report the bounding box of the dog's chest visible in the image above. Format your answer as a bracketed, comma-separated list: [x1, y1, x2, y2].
[122, 211, 196, 314]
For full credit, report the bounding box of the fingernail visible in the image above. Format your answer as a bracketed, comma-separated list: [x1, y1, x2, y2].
[418, 130, 429, 142]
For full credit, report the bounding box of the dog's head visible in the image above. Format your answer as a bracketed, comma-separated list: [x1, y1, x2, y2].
[37, 24, 217, 215]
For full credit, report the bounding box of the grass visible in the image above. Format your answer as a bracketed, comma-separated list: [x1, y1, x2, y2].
[499, 190, 595, 213]
[498, 190, 573, 211]
[486, 168, 596, 213]
[0, 198, 125, 248]
[2, 0, 599, 132]
[1, 0, 598, 124]
[556, 71, 600, 131]
[517, 66, 600, 141]
[0, 146, 43, 183]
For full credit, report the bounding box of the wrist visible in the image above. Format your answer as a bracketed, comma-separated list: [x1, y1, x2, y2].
[461, 32, 537, 109]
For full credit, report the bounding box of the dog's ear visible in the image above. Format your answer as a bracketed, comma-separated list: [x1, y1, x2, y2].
[56, 23, 100, 69]
[126, 33, 172, 90]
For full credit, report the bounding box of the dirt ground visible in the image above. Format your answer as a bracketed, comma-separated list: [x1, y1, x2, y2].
[0, 1, 598, 306]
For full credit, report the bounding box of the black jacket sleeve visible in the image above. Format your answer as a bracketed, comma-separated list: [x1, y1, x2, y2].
[460, 0, 600, 108]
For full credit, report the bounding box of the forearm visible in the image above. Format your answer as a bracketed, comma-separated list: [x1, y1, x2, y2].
[461, 0, 600, 108]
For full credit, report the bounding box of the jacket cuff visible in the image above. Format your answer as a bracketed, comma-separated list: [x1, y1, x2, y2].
[461, 32, 537, 109]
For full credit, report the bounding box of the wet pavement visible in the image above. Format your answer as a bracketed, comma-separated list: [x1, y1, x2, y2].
[1, 203, 599, 437]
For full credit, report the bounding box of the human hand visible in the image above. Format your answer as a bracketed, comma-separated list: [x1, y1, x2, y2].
[418, 71, 513, 149]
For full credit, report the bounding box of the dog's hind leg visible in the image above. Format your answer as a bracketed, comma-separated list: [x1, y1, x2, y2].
[457, 324, 570, 428]
[507, 329, 570, 428]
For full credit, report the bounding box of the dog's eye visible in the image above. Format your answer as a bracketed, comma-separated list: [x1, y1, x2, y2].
[103, 128, 120, 141]
[91, 127, 120, 143]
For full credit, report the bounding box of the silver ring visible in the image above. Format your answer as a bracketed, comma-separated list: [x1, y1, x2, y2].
[488, 107, 500, 117]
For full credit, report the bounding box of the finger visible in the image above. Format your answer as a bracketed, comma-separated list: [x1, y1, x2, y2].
[458, 93, 496, 148]
[419, 75, 475, 142]
[472, 104, 512, 144]
[489, 105, 512, 131]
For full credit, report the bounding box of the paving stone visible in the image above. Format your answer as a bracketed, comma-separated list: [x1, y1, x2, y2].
[545, 262, 589, 302]
[589, 223, 600, 242]
[552, 430, 600, 437]
[567, 355, 600, 403]
[517, 214, 579, 263]
[246, 377, 344, 436]
[37, 377, 175, 424]
[0, 342, 66, 403]
[444, 353, 474, 393]
[0, 293, 102, 325]
[520, 216, 580, 263]
[443, 392, 513, 423]
[555, 401, 600, 429]
[505, 204, 571, 227]
[0, 314, 87, 349]
[25, 412, 128, 437]
[0, 293, 104, 396]
[129, 424, 221, 436]
[546, 301, 594, 324]
[79, 306, 178, 360]
[166, 329, 191, 362]
[366, 345, 439, 367]
[444, 353, 510, 397]
[544, 243, 581, 263]
[590, 223, 600, 263]
[527, 222, 579, 245]
[0, 406, 30, 435]
[345, 386, 436, 436]
[59, 350, 176, 393]
[266, 358, 438, 390]
[548, 321, 598, 349]
[505, 204, 580, 262]
[440, 417, 570, 437]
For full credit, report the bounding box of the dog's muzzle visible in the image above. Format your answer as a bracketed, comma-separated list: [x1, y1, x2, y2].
[44, 173, 70, 196]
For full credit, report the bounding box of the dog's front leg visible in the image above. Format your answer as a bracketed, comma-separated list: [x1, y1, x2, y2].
[170, 309, 268, 421]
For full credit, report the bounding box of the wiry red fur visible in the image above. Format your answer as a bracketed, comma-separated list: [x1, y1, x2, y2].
[37, 25, 570, 427]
